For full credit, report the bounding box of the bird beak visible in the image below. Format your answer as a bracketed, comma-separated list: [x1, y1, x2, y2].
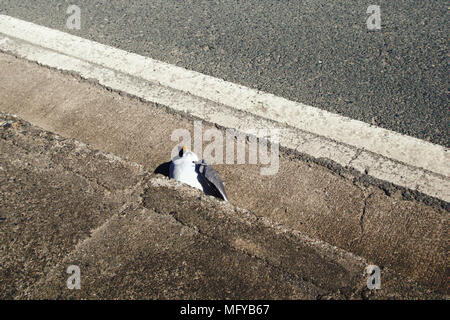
[182, 145, 188, 153]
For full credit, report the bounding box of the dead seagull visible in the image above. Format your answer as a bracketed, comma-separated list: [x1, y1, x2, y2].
[169, 146, 228, 201]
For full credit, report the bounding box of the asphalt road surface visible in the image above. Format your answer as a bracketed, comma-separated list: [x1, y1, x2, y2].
[0, 0, 447, 147]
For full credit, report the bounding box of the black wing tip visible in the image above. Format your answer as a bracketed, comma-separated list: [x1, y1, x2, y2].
[197, 163, 229, 202]
[154, 161, 172, 177]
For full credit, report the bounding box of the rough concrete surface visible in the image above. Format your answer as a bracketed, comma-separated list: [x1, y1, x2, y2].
[0, 53, 447, 294]
[0, 113, 444, 299]
[0, 114, 146, 298]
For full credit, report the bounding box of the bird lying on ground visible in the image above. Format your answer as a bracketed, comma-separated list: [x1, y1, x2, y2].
[169, 146, 228, 201]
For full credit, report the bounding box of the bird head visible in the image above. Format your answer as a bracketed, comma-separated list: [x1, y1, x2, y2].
[179, 146, 199, 162]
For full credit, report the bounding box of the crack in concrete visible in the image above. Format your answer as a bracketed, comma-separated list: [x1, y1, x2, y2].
[347, 189, 374, 250]
[20, 177, 149, 299]
[347, 149, 363, 168]
[4, 136, 115, 192]
[17, 210, 121, 299]
[152, 209, 331, 298]
[358, 192, 374, 245]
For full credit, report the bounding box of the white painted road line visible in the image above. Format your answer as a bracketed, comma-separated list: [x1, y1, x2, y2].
[0, 15, 448, 202]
